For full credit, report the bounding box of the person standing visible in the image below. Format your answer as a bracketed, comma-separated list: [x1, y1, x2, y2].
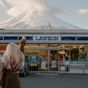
[0, 43, 24, 88]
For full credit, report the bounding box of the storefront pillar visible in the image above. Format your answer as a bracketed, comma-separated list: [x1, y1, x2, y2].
[48, 49, 50, 71]
[69, 49, 71, 61]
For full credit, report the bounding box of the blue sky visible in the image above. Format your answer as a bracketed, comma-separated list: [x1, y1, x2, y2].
[44, 0, 88, 29]
[0, 0, 88, 29]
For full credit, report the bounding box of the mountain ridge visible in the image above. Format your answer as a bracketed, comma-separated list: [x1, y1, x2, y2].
[0, 12, 82, 30]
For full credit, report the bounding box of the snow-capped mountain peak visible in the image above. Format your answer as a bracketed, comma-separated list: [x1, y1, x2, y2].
[0, 0, 81, 30]
[0, 12, 80, 30]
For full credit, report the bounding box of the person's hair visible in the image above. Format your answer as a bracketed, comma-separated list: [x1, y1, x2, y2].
[1, 43, 24, 65]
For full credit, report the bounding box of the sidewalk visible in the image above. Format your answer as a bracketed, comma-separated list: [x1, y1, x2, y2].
[29, 69, 88, 76]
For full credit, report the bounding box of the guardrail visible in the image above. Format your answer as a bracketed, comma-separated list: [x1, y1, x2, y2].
[58, 61, 88, 74]
[28, 61, 88, 75]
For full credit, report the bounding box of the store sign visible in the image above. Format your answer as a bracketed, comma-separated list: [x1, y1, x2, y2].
[34, 35, 60, 41]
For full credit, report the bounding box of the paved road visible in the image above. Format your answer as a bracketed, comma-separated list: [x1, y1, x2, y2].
[20, 74, 88, 88]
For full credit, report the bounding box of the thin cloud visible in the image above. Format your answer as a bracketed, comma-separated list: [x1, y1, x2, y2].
[79, 9, 88, 14]
[0, 0, 6, 7]
[0, 0, 64, 17]
[0, 0, 64, 28]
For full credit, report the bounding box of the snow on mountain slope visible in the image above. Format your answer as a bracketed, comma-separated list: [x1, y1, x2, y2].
[0, 12, 80, 30]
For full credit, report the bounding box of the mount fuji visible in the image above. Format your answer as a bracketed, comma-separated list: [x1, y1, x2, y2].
[0, 13, 81, 30]
[0, 0, 82, 30]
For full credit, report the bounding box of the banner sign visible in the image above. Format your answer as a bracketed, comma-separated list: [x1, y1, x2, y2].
[34, 35, 60, 41]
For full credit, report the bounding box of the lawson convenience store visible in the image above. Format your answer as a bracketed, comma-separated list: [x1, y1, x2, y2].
[0, 29, 88, 71]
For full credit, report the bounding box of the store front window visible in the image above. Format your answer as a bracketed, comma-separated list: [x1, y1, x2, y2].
[0, 43, 87, 72]
[24, 44, 88, 71]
